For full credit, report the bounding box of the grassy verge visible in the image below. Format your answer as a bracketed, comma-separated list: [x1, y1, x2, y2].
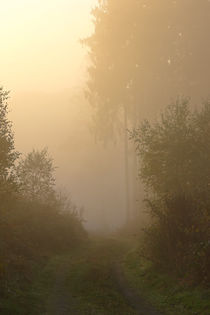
[0, 250, 69, 314]
[0, 258, 50, 315]
[122, 249, 210, 315]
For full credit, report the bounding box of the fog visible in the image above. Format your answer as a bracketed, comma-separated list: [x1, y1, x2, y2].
[9, 90, 126, 229]
[1, 0, 210, 230]
[1, 1, 210, 312]
[0, 0, 126, 230]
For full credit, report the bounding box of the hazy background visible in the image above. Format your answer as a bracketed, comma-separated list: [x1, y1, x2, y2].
[2, 1, 209, 231]
[0, 0, 126, 230]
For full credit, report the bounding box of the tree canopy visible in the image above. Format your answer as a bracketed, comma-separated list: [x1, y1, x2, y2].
[17, 148, 56, 204]
[0, 87, 19, 197]
[132, 99, 210, 199]
[132, 98, 210, 283]
[84, 0, 210, 140]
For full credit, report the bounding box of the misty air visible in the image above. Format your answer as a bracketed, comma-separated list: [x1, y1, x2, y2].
[0, 1, 210, 314]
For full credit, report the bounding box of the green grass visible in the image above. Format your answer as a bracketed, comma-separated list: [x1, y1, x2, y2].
[0, 238, 137, 314]
[5, 237, 208, 314]
[122, 249, 210, 315]
[60, 238, 136, 314]
[0, 261, 49, 315]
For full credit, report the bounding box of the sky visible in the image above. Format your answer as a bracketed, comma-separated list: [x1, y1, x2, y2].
[2, 1, 209, 230]
[0, 0, 96, 91]
[0, 0, 126, 230]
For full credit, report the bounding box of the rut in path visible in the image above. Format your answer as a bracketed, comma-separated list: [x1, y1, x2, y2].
[45, 260, 78, 315]
[113, 263, 162, 315]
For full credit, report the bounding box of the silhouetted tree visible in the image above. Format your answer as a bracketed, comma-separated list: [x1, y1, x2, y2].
[0, 87, 19, 198]
[83, 0, 210, 222]
[83, 0, 142, 222]
[131, 98, 210, 283]
[17, 148, 56, 204]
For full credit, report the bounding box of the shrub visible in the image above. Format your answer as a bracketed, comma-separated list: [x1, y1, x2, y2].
[132, 99, 210, 285]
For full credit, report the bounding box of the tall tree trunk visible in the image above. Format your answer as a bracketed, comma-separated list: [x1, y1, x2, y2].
[132, 102, 140, 220]
[124, 105, 130, 224]
[132, 143, 138, 219]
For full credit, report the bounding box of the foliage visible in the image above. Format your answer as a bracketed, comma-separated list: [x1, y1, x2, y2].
[0, 187, 87, 314]
[0, 91, 87, 313]
[123, 250, 210, 315]
[83, 0, 142, 141]
[16, 148, 56, 204]
[131, 99, 210, 284]
[0, 87, 19, 197]
[83, 1, 210, 140]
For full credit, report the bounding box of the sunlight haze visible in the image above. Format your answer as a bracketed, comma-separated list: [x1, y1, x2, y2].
[0, 0, 126, 230]
[0, 0, 96, 91]
[0, 2, 210, 312]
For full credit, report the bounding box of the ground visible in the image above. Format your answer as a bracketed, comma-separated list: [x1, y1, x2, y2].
[2, 236, 209, 314]
[31, 237, 161, 315]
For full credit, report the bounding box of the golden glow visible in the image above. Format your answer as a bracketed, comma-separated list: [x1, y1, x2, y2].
[0, 0, 96, 91]
[1, 1, 125, 229]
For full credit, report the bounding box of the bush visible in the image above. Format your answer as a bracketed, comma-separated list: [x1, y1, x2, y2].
[132, 99, 210, 285]
[0, 89, 87, 307]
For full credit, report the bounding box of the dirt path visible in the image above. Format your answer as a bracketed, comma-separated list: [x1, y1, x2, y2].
[41, 238, 161, 315]
[45, 259, 78, 315]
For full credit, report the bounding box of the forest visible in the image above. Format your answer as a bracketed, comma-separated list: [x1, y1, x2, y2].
[0, 0, 210, 314]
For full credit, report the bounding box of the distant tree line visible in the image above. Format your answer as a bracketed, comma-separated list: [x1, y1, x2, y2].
[0, 87, 86, 312]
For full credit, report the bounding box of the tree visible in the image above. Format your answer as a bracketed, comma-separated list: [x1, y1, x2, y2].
[83, 0, 142, 222]
[83, 0, 210, 222]
[16, 148, 56, 204]
[0, 87, 19, 197]
[131, 98, 210, 282]
[132, 98, 210, 199]
[132, 99, 192, 196]
[84, 0, 210, 137]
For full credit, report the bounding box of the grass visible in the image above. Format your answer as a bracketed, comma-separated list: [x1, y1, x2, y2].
[0, 260, 48, 315]
[122, 249, 210, 315]
[4, 237, 208, 314]
[0, 238, 135, 314]
[60, 238, 137, 314]
[0, 238, 137, 314]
